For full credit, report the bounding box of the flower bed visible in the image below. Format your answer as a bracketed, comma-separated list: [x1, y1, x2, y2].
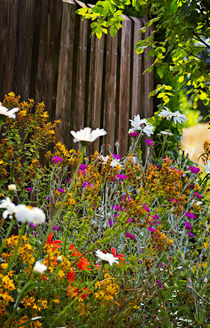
[0, 93, 209, 327]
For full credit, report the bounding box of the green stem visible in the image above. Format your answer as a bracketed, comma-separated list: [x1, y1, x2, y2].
[0, 218, 16, 256]
[4, 222, 26, 275]
[7, 279, 33, 328]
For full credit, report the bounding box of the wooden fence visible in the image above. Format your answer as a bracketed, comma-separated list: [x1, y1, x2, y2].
[0, 0, 153, 155]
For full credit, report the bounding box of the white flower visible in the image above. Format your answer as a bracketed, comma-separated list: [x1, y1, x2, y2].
[203, 160, 210, 174]
[71, 127, 107, 143]
[33, 260, 47, 274]
[172, 111, 187, 124]
[0, 197, 16, 219]
[158, 108, 187, 124]
[0, 102, 19, 119]
[96, 250, 118, 266]
[142, 124, 154, 137]
[15, 205, 46, 224]
[8, 184, 17, 191]
[158, 108, 173, 120]
[129, 114, 147, 131]
[98, 155, 122, 168]
[160, 131, 173, 136]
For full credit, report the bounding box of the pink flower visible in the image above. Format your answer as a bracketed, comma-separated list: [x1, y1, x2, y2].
[113, 154, 121, 160]
[129, 131, 139, 137]
[108, 219, 115, 227]
[169, 198, 176, 203]
[82, 182, 88, 187]
[125, 232, 136, 240]
[193, 192, 202, 199]
[145, 139, 155, 146]
[143, 203, 150, 212]
[148, 227, 156, 232]
[189, 166, 200, 174]
[58, 188, 65, 193]
[51, 157, 63, 164]
[187, 232, 195, 237]
[184, 222, 192, 230]
[185, 212, 196, 219]
[79, 164, 88, 170]
[116, 174, 128, 180]
[25, 187, 32, 192]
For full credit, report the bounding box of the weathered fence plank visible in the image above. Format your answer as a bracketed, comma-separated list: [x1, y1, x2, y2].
[55, 0, 77, 148]
[117, 15, 132, 155]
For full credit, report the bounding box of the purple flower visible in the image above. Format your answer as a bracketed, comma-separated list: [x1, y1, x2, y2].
[187, 231, 195, 237]
[148, 227, 156, 232]
[184, 222, 192, 230]
[129, 131, 139, 137]
[58, 188, 65, 193]
[51, 156, 63, 164]
[67, 178, 72, 183]
[45, 196, 50, 201]
[128, 218, 134, 223]
[116, 174, 128, 180]
[185, 212, 196, 219]
[125, 232, 136, 240]
[25, 187, 32, 192]
[153, 214, 159, 220]
[193, 192, 202, 199]
[156, 280, 161, 284]
[79, 164, 88, 170]
[108, 219, 115, 227]
[189, 166, 200, 174]
[188, 184, 194, 189]
[145, 139, 155, 146]
[139, 260, 142, 264]
[143, 203, 150, 212]
[30, 223, 36, 229]
[169, 198, 176, 203]
[113, 154, 121, 160]
[52, 225, 61, 232]
[112, 205, 123, 211]
[82, 182, 88, 187]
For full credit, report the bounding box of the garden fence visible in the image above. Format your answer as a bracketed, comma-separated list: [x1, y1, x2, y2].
[0, 0, 153, 155]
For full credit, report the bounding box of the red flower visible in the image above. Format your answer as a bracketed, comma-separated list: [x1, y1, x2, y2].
[69, 244, 90, 271]
[67, 270, 76, 283]
[46, 232, 62, 250]
[111, 247, 125, 265]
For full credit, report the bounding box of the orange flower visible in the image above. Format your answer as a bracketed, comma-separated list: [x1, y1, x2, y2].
[46, 232, 62, 250]
[69, 244, 90, 271]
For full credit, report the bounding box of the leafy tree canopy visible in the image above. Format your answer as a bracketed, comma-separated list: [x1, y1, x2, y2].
[78, 0, 210, 114]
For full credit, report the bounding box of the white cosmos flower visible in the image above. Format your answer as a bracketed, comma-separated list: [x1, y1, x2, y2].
[203, 160, 210, 174]
[129, 114, 147, 130]
[8, 184, 17, 191]
[142, 124, 154, 137]
[33, 260, 47, 274]
[160, 131, 173, 136]
[96, 250, 119, 266]
[158, 108, 187, 124]
[15, 205, 46, 224]
[71, 127, 107, 143]
[0, 197, 16, 219]
[0, 102, 19, 119]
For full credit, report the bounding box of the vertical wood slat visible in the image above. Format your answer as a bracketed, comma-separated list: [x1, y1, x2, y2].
[35, 0, 62, 120]
[103, 33, 118, 152]
[117, 15, 132, 156]
[130, 17, 144, 120]
[86, 4, 105, 154]
[0, 0, 19, 98]
[55, 0, 77, 148]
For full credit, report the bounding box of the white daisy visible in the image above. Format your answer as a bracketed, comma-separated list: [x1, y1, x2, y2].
[172, 111, 187, 124]
[0, 102, 19, 119]
[160, 131, 173, 136]
[0, 197, 16, 219]
[142, 124, 154, 137]
[33, 260, 47, 274]
[71, 127, 107, 143]
[15, 205, 46, 224]
[96, 250, 118, 266]
[158, 108, 173, 120]
[129, 114, 147, 130]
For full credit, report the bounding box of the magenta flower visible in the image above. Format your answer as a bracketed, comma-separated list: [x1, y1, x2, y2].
[169, 198, 176, 203]
[79, 164, 88, 170]
[30, 223, 36, 229]
[145, 139, 155, 146]
[148, 227, 156, 232]
[184, 222, 192, 230]
[113, 154, 121, 160]
[67, 178, 72, 183]
[58, 188, 65, 193]
[193, 192, 202, 199]
[185, 212, 196, 219]
[45, 196, 50, 201]
[51, 157, 63, 164]
[187, 231, 195, 237]
[52, 225, 61, 232]
[108, 219, 115, 227]
[25, 187, 32, 192]
[153, 214, 159, 220]
[125, 232, 136, 240]
[82, 182, 88, 187]
[143, 203, 150, 212]
[189, 166, 200, 174]
[128, 218, 134, 223]
[116, 174, 128, 180]
[129, 131, 139, 137]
